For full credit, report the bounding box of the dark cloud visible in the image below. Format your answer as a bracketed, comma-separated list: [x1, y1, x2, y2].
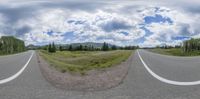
[0, 5, 37, 23]
[178, 23, 191, 36]
[40, 1, 107, 12]
[0, 1, 106, 23]
[100, 20, 132, 32]
[15, 26, 31, 36]
[0, 1, 107, 37]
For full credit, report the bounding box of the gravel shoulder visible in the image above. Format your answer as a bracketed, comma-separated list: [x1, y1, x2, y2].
[36, 52, 134, 91]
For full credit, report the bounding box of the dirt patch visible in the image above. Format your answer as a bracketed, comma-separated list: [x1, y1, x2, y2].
[37, 52, 134, 91]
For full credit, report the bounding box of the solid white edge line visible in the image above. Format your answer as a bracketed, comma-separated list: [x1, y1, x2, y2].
[137, 50, 200, 86]
[0, 51, 34, 84]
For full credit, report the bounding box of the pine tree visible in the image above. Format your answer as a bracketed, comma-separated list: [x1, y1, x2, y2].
[48, 43, 52, 52]
[52, 42, 56, 53]
[91, 45, 94, 51]
[84, 45, 88, 51]
[79, 45, 83, 51]
[69, 45, 72, 51]
[102, 42, 109, 51]
[59, 46, 63, 51]
[111, 45, 117, 50]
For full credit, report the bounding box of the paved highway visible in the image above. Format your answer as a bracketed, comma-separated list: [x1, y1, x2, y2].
[1, 50, 200, 99]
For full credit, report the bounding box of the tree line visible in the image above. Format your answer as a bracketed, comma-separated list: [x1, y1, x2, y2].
[183, 38, 200, 52]
[0, 36, 25, 54]
[48, 42, 56, 53]
[46, 42, 139, 53]
[153, 38, 200, 53]
[156, 45, 181, 49]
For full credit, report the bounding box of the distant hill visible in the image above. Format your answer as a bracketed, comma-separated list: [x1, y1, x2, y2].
[71, 42, 114, 48]
[26, 44, 39, 50]
[58, 42, 116, 49]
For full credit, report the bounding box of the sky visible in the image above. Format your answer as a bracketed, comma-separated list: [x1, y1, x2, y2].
[0, 0, 200, 47]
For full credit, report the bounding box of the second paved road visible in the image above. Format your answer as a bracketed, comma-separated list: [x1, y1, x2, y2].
[1, 50, 200, 99]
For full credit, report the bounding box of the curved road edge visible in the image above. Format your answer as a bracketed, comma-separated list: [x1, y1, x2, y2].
[137, 50, 200, 86]
[0, 51, 34, 84]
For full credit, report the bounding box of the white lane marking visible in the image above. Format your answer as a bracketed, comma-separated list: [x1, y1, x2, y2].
[0, 51, 34, 84]
[137, 50, 200, 86]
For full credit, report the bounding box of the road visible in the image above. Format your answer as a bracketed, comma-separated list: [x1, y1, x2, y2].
[1, 50, 200, 99]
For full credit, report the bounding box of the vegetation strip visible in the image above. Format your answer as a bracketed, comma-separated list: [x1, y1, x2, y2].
[149, 48, 200, 56]
[39, 50, 132, 74]
[37, 51, 134, 91]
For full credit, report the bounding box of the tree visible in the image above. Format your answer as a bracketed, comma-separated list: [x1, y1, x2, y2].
[111, 45, 117, 50]
[52, 42, 56, 53]
[48, 43, 52, 52]
[182, 38, 200, 52]
[43, 45, 48, 50]
[79, 45, 83, 51]
[84, 45, 88, 51]
[59, 46, 63, 51]
[0, 40, 2, 51]
[48, 42, 56, 53]
[0, 36, 25, 54]
[68, 45, 73, 51]
[102, 42, 109, 51]
[91, 45, 94, 51]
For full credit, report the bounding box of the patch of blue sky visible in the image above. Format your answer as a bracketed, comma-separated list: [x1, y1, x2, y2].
[46, 30, 54, 36]
[144, 14, 173, 24]
[172, 36, 191, 40]
[62, 31, 76, 40]
[120, 31, 129, 36]
[135, 26, 154, 43]
[67, 20, 86, 25]
[96, 36, 113, 40]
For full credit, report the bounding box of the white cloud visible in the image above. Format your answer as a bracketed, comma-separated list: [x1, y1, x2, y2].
[20, 9, 145, 45]
[0, 1, 200, 47]
[138, 6, 200, 47]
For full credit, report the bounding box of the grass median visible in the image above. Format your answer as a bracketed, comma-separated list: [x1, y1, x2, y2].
[39, 50, 132, 75]
[149, 48, 200, 56]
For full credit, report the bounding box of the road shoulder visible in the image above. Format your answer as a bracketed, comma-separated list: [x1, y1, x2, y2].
[36, 52, 134, 91]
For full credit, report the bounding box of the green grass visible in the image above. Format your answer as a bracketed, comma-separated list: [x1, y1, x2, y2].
[0, 50, 26, 56]
[149, 48, 200, 56]
[39, 50, 133, 74]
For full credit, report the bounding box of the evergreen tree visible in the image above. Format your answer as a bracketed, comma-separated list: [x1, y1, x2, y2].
[79, 45, 83, 51]
[59, 46, 63, 51]
[0, 36, 25, 54]
[91, 45, 94, 51]
[182, 38, 200, 52]
[102, 42, 109, 51]
[111, 45, 117, 50]
[69, 45, 72, 51]
[48, 43, 52, 52]
[84, 45, 88, 51]
[52, 42, 56, 52]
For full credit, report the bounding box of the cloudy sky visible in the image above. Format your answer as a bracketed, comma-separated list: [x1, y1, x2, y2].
[0, 0, 200, 47]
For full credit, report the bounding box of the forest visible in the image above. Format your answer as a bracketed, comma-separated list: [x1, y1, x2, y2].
[0, 36, 25, 55]
[45, 42, 139, 53]
[183, 38, 200, 52]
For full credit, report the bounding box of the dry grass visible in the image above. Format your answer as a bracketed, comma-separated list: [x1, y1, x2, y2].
[39, 50, 133, 74]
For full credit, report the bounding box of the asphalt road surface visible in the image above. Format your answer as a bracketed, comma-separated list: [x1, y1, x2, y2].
[1, 50, 200, 99]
